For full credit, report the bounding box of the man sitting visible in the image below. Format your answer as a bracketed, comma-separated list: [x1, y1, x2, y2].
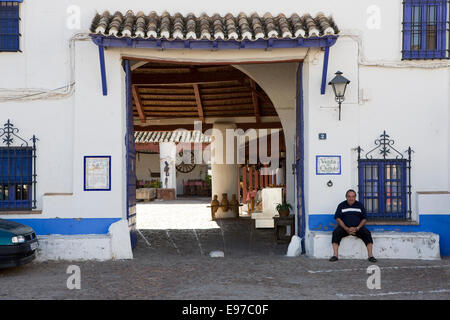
[329, 189, 377, 262]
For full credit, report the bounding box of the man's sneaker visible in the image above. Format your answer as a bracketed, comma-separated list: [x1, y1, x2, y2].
[368, 256, 377, 263]
[329, 256, 338, 262]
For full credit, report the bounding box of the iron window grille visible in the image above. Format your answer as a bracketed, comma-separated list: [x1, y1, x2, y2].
[402, 0, 449, 59]
[0, 120, 37, 211]
[357, 131, 413, 221]
[0, 1, 21, 52]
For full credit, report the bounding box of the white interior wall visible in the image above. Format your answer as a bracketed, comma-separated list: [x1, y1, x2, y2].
[136, 153, 160, 181]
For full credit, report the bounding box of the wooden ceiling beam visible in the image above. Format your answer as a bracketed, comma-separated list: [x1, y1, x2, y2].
[131, 85, 146, 124]
[134, 122, 283, 132]
[238, 79, 272, 105]
[131, 70, 246, 85]
[193, 84, 205, 124]
[250, 79, 260, 123]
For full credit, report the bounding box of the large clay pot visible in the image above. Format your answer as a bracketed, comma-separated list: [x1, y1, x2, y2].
[221, 193, 229, 212]
[230, 194, 239, 217]
[211, 195, 219, 219]
[278, 209, 290, 217]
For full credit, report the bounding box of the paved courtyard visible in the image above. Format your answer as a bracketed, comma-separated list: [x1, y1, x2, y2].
[0, 197, 449, 300]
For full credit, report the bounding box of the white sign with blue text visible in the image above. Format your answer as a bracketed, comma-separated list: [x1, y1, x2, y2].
[316, 155, 341, 175]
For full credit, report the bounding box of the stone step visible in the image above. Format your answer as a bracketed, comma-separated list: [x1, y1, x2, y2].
[306, 231, 440, 260]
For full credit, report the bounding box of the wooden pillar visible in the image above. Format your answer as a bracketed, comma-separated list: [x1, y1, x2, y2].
[264, 166, 269, 187]
[242, 166, 247, 203]
[259, 168, 263, 189]
[249, 166, 253, 190]
[254, 168, 259, 190]
[238, 167, 241, 203]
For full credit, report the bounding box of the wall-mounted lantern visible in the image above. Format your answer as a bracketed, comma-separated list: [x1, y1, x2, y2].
[328, 71, 350, 121]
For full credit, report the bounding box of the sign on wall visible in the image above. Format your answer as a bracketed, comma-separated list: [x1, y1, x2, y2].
[316, 155, 341, 175]
[84, 156, 111, 191]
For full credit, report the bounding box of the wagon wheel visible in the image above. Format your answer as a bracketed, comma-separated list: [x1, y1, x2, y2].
[176, 151, 196, 173]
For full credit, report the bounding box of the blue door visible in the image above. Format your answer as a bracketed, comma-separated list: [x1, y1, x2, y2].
[124, 60, 137, 248]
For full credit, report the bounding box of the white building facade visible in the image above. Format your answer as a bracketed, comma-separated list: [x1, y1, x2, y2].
[0, 0, 449, 260]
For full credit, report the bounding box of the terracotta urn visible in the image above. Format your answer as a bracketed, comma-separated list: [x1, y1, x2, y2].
[211, 195, 219, 219]
[221, 193, 229, 212]
[279, 209, 290, 217]
[230, 194, 239, 217]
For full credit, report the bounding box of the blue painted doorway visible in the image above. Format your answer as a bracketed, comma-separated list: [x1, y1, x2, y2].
[124, 59, 137, 248]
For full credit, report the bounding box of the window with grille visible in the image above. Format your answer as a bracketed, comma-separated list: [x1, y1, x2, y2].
[0, 147, 32, 210]
[358, 160, 409, 220]
[357, 131, 413, 221]
[402, 0, 449, 59]
[0, 119, 37, 211]
[0, 1, 21, 52]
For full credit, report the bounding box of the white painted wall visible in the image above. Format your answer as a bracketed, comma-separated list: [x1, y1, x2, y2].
[136, 153, 160, 181]
[0, 0, 448, 232]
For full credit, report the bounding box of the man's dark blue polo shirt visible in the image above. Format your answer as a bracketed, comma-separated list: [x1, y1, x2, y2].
[334, 200, 367, 227]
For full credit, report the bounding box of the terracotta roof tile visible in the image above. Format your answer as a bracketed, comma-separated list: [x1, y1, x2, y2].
[135, 131, 212, 143]
[91, 11, 339, 40]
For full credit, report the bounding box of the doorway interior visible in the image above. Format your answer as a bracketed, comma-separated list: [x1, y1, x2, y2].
[126, 60, 292, 256]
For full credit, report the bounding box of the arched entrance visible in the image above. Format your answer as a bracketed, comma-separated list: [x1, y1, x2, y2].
[127, 60, 292, 255]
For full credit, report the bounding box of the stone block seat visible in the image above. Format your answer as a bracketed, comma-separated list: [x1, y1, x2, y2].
[306, 231, 441, 260]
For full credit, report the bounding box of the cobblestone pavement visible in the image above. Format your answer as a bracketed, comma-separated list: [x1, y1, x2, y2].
[0, 198, 449, 300]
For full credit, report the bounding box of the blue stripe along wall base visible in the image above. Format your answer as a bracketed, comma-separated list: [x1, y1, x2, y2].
[7, 218, 121, 235]
[308, 214, 450, 256]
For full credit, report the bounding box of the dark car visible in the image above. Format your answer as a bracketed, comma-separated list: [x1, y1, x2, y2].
[0, 219, 39, 269]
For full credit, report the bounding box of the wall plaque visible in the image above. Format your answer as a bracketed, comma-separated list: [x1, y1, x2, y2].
[84, 156, 111, 191]
[316, 155, 341, 175]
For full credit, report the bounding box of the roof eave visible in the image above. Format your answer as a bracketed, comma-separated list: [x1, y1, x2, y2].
[90, 34, 339, 50]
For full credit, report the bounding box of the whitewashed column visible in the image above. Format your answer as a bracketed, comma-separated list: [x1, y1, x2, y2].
[159, 142, 177, 193]
[211, 123, 238, 218]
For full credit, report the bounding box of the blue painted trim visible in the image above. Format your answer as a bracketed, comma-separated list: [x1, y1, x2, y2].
[296, 62, 306, 253]
[308, 214, 450, 256]
[315, 155, 342, 175]
[321, 46, 330, 94]
[98, 45, 108, 96]
[7, 218, 121, 235]
[91, 35, 338, 51]
[83, 156, 111, 191]
[123, 59, 138, 249]
[402, 0, 448, 59]
[300, 62, 306, 253]
[0, 1, 21, 52]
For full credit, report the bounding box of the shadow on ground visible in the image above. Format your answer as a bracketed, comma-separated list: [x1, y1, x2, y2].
[136, 217, 289, 258]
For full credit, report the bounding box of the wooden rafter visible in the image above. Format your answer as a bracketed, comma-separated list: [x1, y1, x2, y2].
[250, 79, 260, 123]
[193, 84, 205, 123]
[238, 79, 272, 105]
[134, 122, 283, 132]
[131, 70, 246, 85]
[132, 85, 146, 124]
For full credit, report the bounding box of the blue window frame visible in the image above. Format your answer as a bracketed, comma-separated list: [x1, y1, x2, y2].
[0, 147, 32, 210]
[0, 1, 21, 52]
[402, 0, 449, 59]
[358, 159, 408, 220]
